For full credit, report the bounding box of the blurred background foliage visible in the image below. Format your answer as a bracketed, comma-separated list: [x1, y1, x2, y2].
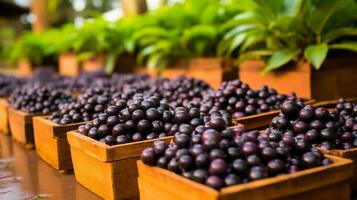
[0, 0, 356, 72]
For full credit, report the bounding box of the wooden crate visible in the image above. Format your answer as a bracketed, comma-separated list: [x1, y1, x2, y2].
[239, 56, 357, 101]
[67, 131, 173, 200]
[33, 116, 86, 172]
[138, 155, 352, 200]
[8, 107, 47, 148]
[138, 57, 236, 89]
[233, 100, 315, 130]
[320, 148, 357, 192]
[0, 98, 10, 135]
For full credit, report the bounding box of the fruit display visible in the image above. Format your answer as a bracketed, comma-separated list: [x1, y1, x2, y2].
[336, 99, 357, 144]
[0, 74, 27, 97]
[265, 101, 357, 150]
[8, 84, 75, 114]
[66, 71, 110, 93]
[77, 94, 173, 145]
[140, 114, 331, 190]
[49, 87, 112, 124]
[201, 80, 306, 119]
[146, 76, 211, 108]
[77, 91, 233, 145]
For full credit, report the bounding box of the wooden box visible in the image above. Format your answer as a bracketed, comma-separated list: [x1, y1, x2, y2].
[238, 56, 357, 101]
[67, 131, 173, 200]
[8, 107, 47, 148]
[0, 98, 10, 135]
[33, 116, 86, 172]
[59, 52, 80, 77]
[138, 155, 352, 200]
[320, 148, 357, 192]
[139, 57, 237, 89]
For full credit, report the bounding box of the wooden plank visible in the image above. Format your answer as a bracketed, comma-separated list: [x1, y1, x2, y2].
[67, 131, 172, 162]
[68, 131, 172, 200]
[320, 147, 357, 192]
[0, 98, 10, 135]
[33, 117, 85, 171]
[137, 155, 352, 200]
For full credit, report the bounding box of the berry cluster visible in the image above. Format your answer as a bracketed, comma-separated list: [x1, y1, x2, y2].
[0, 75, 26, 97]
[266, 101, 356, 150]
[8, 85, 74, 114]
[336, 99, 357, 143]
[141, 117, 331, 190]
[147, 76, 211, 108]
[201, 80, 304, 119]
[77, 94, 175, 145]
[50, 88, 112, 124]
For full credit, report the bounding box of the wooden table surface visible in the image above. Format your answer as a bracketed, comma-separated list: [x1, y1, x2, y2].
[0, 134, 101, 200]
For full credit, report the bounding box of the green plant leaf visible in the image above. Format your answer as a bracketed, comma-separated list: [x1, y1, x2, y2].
[329, 42, 357, 52]
[104, 53, 117, 74]
[304, 43, 328, 70]
[323, 28, 357, 43]
[223, 24, 258, 40]
[263, 48, 300, 73]
[236, 50, 272, 64]
[282, 0, 304, 16]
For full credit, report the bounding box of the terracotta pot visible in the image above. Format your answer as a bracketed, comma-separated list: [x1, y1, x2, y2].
[59, 52, 80, 77]
[82, 55, 105, 72]
[238, 56, 357, 100]
[17, 59, 33, 77]
[138, 57, 237, 89]
[186, 57, 237, 89]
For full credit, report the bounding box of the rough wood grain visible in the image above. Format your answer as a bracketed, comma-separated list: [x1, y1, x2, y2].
[8, 107, 47, 148]
[137, 155, 352, 200]
[0, 98, 10, 135]
[67, 131, 172, 200]
[33, 116, 86, 171]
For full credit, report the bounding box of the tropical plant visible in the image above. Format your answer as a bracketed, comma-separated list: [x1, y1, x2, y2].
[0, 26, 16, 60]
[218, 0, 357, 72]
[9, 31, 57, 65]
[64, 17, 130, 73]
[133, 0, 242, 73]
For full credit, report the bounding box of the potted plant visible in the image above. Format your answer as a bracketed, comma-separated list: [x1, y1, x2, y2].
[67, 17, 135, 74]
[218, 0, 357, 100]
[57, 24, 81, 76]
[9, 31, 58, 76]
[133, 0, 241, 88]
